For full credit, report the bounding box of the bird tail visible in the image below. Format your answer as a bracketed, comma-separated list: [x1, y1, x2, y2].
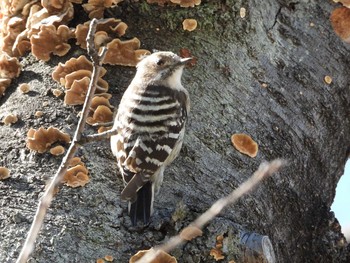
[129, 181, 153, 226]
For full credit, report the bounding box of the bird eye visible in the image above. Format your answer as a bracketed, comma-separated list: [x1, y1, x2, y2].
[156, 59, 165, 66]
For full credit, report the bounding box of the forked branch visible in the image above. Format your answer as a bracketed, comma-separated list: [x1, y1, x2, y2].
[16, 18, 107, 263]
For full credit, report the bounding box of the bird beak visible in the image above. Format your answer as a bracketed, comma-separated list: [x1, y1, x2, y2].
[179, 57, 193, 65]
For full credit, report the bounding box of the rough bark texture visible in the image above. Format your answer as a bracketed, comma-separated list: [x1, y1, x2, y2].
[1, 0, 350, 262]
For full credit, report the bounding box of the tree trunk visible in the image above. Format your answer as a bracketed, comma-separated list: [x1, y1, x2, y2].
[1, 0, 349, 262]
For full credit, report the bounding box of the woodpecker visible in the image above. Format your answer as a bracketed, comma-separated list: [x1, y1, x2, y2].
[110, 51, 191, 225]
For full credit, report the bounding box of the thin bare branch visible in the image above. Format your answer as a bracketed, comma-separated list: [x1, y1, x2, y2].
[16, 18, 105, 263]
[137, 159, 285, 263]
[92, 121, 114, 127]
[79, 128, 118, 145]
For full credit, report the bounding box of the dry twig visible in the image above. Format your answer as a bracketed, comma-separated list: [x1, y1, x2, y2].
[137, 159, 285, 263]
[79, 127, 118, 145]
[16, 19, 107, 263]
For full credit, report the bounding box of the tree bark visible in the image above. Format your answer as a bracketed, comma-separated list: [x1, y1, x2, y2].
[1, 0, 349, 262]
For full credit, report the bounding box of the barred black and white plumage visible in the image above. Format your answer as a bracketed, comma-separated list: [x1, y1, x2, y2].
[110, 51, 191, 225]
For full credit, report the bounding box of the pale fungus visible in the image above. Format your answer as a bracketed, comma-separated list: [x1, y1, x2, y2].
[34, 111, 44, 117]
[210, 235, 225, 261]
[83, 0, 123, 19]
[27, 126, 71, 153]
[240, 7, 246, 18]
[231, 133, 258, 158]
[0, 167, 10, 180]
[2, 114, 18, 125]
[62, 164, 90, 187]
[19, 83, 30, 93]
[75, 19, 127, 49]
[130, 249, 177, 263]
[324, 75, 332, 85]
[103, 38, 151, 66]
[52, 88, 63, 97]
[330, 7, 350, 43]
[49, 145, 65, 156]
[30, 24, 74, 61]
[86, 105, 113, 125]
[182, 18, 197, 31]
[52, 55, 106, 86]
[104, 255, 113, 262]
[64, 77, 90, 105]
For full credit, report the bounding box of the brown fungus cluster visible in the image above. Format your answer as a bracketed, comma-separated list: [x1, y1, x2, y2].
[331, 1, 350, 43]
[52, 55, 114, 127]
[130, 249, 177, 263]
[0, 167, 11, 180]
[30, 24, 74, 61]
[210, 235, 225, 261]
[52, 55, 109, 105]
[62, 157, 90, 187]
[104, 37, 150, 66]
[26, 126, 71, 153]
[75, 18, 127, 49]
[0, 53, 21, 96]
[231, 133, 258, 158]
[331, 6, 350, 43]
[182, 18, 198, 31]
[2, 113, 18, 125]
[83, 0, 123, 19]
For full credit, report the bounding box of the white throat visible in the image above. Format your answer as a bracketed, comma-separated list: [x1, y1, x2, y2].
[164, 67, 184, 90]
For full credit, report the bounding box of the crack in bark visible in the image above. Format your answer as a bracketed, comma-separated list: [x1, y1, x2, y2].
[268, 6, 282, 31]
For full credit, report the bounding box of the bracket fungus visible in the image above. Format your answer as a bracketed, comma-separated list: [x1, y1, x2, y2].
[52, 55, 107, 85]
[19, 83, 30, 93]
[75, 18, 127, 49]
[41, 0, 73, 14]
[52, 55, 111, 105]
[62, 163, 90, 188]
[130, 249, 177, 263]
[0, 53, 21, 96]
[331, 6, 350, 43]
[104, 38, 151, 66]
[64, 70, 108, 91]
[86, 105, 113, 125]
[231, 133, 259, 158]
[0, 16, 26, 57]
[64, 76, 90, 105]
[49, 145, 65, 156]
[1, 0, 29, 16]
[26, 126, 71, 153]
[182, 18, 198, 31]
[2, 114, 18, 125]
[0, 53, 21, 79]
[83, 0, 123, 19]
[0, 167, 11, 180]
[210, 235, 225, 261]
[30, 24, 74, 61]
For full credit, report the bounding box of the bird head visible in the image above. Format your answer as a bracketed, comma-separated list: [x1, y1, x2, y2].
[135, 51, 192, 88]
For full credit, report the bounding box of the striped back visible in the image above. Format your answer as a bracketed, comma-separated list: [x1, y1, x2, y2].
[115, 84, 188, 181]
